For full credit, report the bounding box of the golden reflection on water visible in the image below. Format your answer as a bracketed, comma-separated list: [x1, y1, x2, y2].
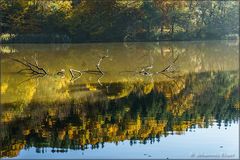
[0, 41, 239, 158]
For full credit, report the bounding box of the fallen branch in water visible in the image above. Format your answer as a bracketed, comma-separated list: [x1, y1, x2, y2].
[96, 55, 109, 75]
[138, 65, 153, 76]
[69, 68, 82, 81]
[97, 74, 104, 86]
[119, 65, 153, 77]
[155, 54, 179, 74]
[67, 55, 109, 82]
[120, 54, 180, 77]
[10, 56, 47, 75]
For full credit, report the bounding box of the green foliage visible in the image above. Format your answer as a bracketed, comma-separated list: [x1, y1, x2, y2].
[0, 0, 239, 42]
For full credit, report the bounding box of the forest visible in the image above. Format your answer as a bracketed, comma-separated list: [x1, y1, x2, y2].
[0, 0, 239, 43]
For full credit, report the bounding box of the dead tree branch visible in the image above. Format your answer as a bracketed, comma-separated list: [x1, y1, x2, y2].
[96, 55, 109, 75]
[11, 56, 47, 75]
[155, 54, 179, 74]
[32, 53, 39, 67]
[69, 68, 82, 81]
[97, 74, 104, 86]
[120, 54, 180, 78]
[138, 65, 153, 76]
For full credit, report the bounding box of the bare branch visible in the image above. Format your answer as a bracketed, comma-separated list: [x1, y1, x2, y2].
[69, 68, 82, 82]
[97, 74, 104, 86]
[82, 70, 102, 75]
[10, 57, 47, 75]
[96, 55, 109, 75]
[17, 68, 33, 73]
[155, 54, 179, 74]
[32, 53, 39, 67]
[138, 64, 153, 76]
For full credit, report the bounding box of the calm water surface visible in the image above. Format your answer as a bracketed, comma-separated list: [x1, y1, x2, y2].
[0, 41, 239, 159]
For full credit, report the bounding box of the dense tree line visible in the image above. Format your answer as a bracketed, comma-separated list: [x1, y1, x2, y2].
[0, 0, 239, 43]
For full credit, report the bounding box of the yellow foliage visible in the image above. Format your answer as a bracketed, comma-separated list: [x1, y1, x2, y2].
[22, 129, 30, 136]
[108, 125, 118, 134]
[16, 79, 37, 107]
[1, 111, 14, 123]
[86, 84, 97, 91]
[172, 121, 190, 133]
[0, 46, 17, 54]
[45, 0, 72, 14]
[0, 34, 16, 44]
[116, 0, 143, 8]
[41, 130, 50, 138]
[0, 141, 25, 158]
[58, 130, 66, 140]
[48, 120, 53, 126]
[143, 83, 154, 95]
[1, 83, 8, 94]
[107, 83, 134, 100]
[48, 108, 57, 116]
[35, 76, 70, 102]
[234, 101, 240, 110]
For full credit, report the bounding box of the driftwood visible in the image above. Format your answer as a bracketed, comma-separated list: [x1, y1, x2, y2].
[97, 74, 104, 86]
[11, 55, 47, 75]
[11, 53, 180, 86]
[155, 54, 179, 74]
[96, 55, 109, 75]
[69, 68, 82, 81]
[119, 54, 179, 77]
[69, 68, 82, 77]
[74, 55, 109, 75]
[68, 55, 109, 82]
[138, 65, 153, 76]
[9, 55, 47, 85]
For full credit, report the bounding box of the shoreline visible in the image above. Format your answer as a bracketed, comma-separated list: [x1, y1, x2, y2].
[1, 33, 238, 44]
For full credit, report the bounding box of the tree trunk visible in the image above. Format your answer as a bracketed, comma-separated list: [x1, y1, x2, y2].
[171, 23, 174, 35]
[160, 24, 163, 34]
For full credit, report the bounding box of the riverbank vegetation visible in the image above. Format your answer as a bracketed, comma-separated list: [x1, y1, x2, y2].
[0, 0, 239, 43]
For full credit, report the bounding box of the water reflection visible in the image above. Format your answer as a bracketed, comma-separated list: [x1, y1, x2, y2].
[0, 41, 239, 158]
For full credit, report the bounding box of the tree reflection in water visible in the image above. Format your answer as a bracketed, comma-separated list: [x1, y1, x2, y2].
[0, 70, 239, 158]
[1, 42, 239, 158]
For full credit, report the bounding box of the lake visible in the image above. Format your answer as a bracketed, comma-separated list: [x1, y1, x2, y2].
[0, 41, 239, 159]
